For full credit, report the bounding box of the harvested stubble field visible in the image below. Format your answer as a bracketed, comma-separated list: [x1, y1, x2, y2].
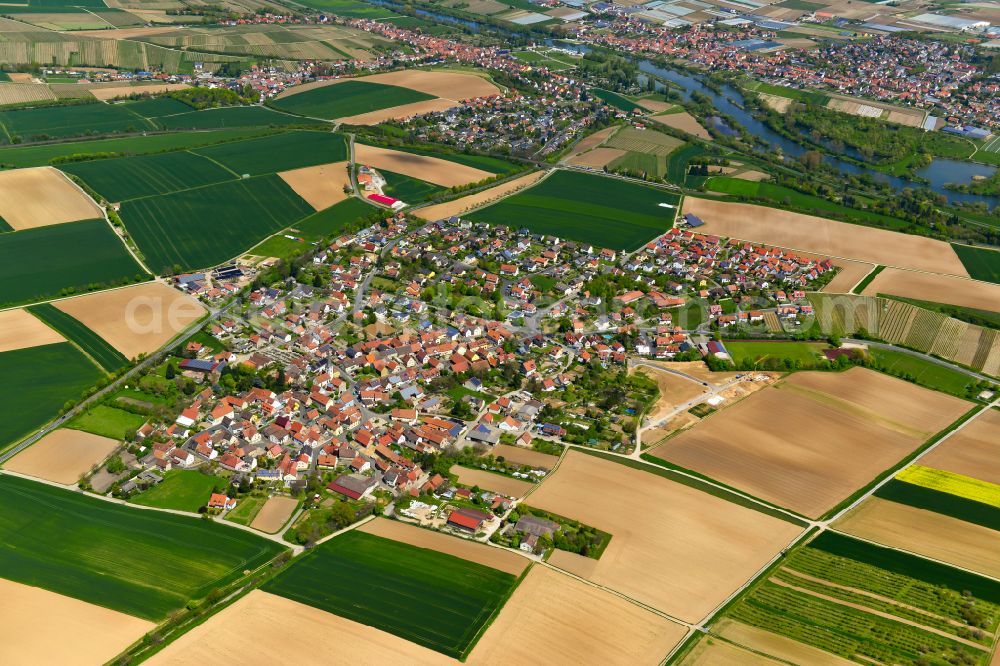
[468, 565, 686, 665]
[248, 495, 298, 533]
[54, 282, 205, 360]
[566, 146, 626, 168]
[527, 450, 802, 622]
[834, 497, 1000, 579]
[120, 174, 314, 272]
[262, 530, 518, 658]
[359, 517, 528, 575]
[861, 267, 1000, 313]
[651, 368, 971, 518]
[412, 170, 544, 221]
[0, 167, 102, 230]
[149, 590, 456, 666]
[0, 308, 63, 352]
[0, 474, 285, 621]
[920, 408, 1000, 485]
[0, 82, 54, 105]
[354, 143, 493, 187]
[0, 578, 154, 666]
[90, 83, 188, 100]
[649, 110, 712, 140]
[683, 198, 970, 277]
[490, 443, 559, 470]
[451, 465, 535, 497]
[3, 429, 118, 485]
[680, 637, 780, 666]
[466, 170, 679, 252]
[278, 161, 351, 211]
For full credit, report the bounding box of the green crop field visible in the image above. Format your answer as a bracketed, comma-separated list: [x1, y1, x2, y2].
[592, 88, 642, 112]
[118, 96, 194, 118]
[0, 474, 284, 621]
[466, 170, 678, 251]
[0, 219, 148, 308]
[270, 80, 435, 120]
[154, 106, 328, 130]
[0, 343, 104, 451]
[224, 495, 266, 526]
[725, 341, 827, 366]
[868, 348, 974, 398]
[194, 130, 348, 176]
[262, 530, 519, 658]
[28, 303, 128, 372]
[64, 404, 148, 440]
[0, 128, 276, 168]
[61, 151, 234, 202]
[704, 177, 909, 229]
[380, 168, 443, 202]
[952, 244, 1000, 284]
[812, 531, 1000, 602]
[665, 143, 707, 185]
[131, 470, 225, 513]
[874, 479, 1000, 531]
[296, 197, 374, 237]
[721, 529, 1000, 665]
[120, 174, 314, 272]
[287, 0, 397, 17]
[0, 102, 154, 143]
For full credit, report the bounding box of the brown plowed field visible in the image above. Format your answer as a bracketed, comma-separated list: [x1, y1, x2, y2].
[562, 125, 619, 163]
[566, 146, 627, 168]
[835, 497, 1000, 579]
[713, 619, 856, 666]
[861, 267, 1000, 313]
[0, 578, 154, 666]
[277, 70, 499, 101]
[90, 83, 189, 100]
[649, 111, 712, 140]
[651, 368, 971, 517]
[3, 429, 119, 484]
[0, 309, 64, 352]
[278, 161, 351, 211]
[354, 144, 492, 187]
[469, 565, 687, 665]
[490, 443, 559, 470]
[821, 259, 877, 293]
[920, 408, 1000, 485]
[682, 198, 970, 277]
[359, 517, 528, 575]
[148, 590, 456, 665]
[413, 171, 545, 220]
[680, 637, 780, 665]
[248, 495, 298, 533]
[451, 465, 535, 497]
[0, 167, 102, 230]
[338, 98, 459, 125]
[54, 282, 206, 360]
[527, 450, 802, 622]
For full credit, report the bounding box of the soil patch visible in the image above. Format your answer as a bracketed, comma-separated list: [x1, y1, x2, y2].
[491, 443, 559, 470]
[0, 309, 64, 352]
[451, 465, 534, 497]
[354, 144, 492, 188]
[249, 495, 298, 533]
[413, 171, 545, 220]
[648, 111, 712, 140]
[861, 267, 1000, 313]
[920, 409, 1000, 485]
[278, 161, 351, 211]
[3, 429, 118, 485]
[0, 167, 102, 230]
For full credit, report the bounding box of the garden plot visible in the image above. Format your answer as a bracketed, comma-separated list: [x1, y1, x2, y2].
[248, 495, 298, 533]
[53, 282, 205, 360]
[0, 309, 64, 352]
[652, 368, 971, 517]
[451, 465, 535, 497]
[0, 167, 102, 230]
[3, 429, 118, 485]
[526, 450, 802, 622]
[490, 443, 559, 470]
[468, 565, 687, 665]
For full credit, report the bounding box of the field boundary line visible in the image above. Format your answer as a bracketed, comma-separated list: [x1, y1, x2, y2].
[188, 148, 242, 178]
[0, 278, 160, 314]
